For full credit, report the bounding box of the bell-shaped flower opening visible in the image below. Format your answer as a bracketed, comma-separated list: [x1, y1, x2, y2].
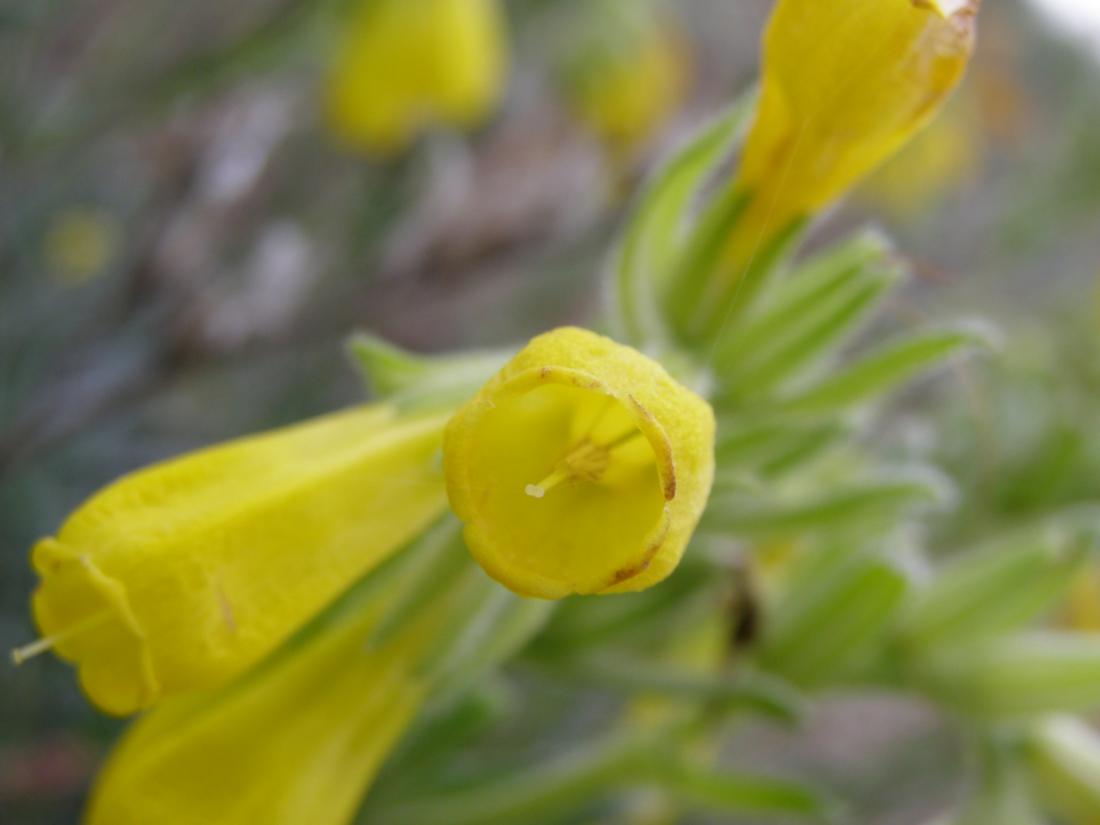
[444, 327, 714, 599]
[23, 404, 450, 716]
[324, 0, 508, 155]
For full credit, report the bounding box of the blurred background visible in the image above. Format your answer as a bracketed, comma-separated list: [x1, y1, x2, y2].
[2, 0, 1099, 822]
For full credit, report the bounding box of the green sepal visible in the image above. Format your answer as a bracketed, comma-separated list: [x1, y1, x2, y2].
[347, 332, 508, 411]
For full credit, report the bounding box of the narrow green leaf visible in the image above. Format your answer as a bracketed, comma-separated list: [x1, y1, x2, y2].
[422, 583, 552, 691]
[758, 420, 850, 478]
[900, 531, 1090, 652]
[367, 734, 647, 825]
[695, 216, 808, 343]
[952, 735, 1045, 825]
[702, 471, 952, 538]
[760, 555, 910, 687]
[662, 186, 751, 335]
[614, 95, 756, 344]
[1027, 715, 1100, 825]
[714, 417, 849, 477]
[551, 655, 805, 723]
[661, 761, 838, 821]
[720, 265, 901, 397]
[711, 229, 893, 372]
[778, 323, 998, 414]
[917, 633, 1100, 717]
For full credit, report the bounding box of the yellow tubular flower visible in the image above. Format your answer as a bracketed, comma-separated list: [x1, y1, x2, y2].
[84, 557, 452, 825]
[25, 404, 450, 716]
[443, 327, 715, 599]
[678, 0, 979, 338]
[738, 0, 979, 227]
[324, 0, 507, 155]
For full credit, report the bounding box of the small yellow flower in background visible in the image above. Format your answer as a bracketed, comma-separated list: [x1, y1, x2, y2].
[858, 100, 979, 217]
[738, 0, 979, 228]
[84, 548, 453, 825]
[42, 207, 120, 285]
[1064, 562, 1100, 632]
[562, 8, 690, 154]
[444, 327, 714, 599]
[23, 404, 449, 715]
[324, 0, 507, 155]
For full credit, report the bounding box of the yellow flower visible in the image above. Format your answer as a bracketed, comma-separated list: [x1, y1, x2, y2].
[443, 327, 715, 599]
[738, 0, 979, 227]
[565, 12, 690, 153]
[324, 0, 507, 155]
[43, 207, 120, 286]
[24, 404, 449, 716]
[1064, 563, 1100, 632]
[84, 537, 455, 825]
[677, 0, 979, 338]
[858, 99, 979, 217]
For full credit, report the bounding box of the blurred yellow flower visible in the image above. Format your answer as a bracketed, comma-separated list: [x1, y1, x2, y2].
[738, 0, 979, 228]
[42, 207, 119, 285]
[564, 13, 690, 153]
[324, 0, 507, 155]
[444, 327, 714, 599]
[85, 547, 452, 825]
[1064, 563, 1100, 632]
[24, 404, 449, 715]
[858, 100, 979, 217]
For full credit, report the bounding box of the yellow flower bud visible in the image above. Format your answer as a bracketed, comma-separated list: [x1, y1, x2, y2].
[23, 404, 449, 715]
[42, 207, 120, 286]
[443, 327, 715, 599]
[738, 0, 979, 228]
[84, 563, 444, 825]
[324, 0, 507, 155]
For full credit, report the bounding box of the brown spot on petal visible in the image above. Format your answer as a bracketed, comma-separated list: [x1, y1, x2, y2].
[601, 511, 670, 590]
